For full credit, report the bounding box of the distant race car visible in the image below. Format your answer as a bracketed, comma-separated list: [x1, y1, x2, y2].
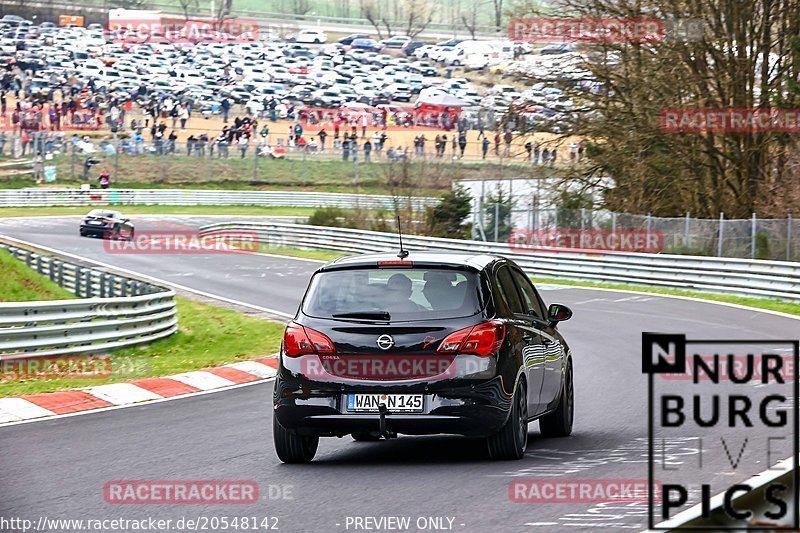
[79, 209, 135, 240]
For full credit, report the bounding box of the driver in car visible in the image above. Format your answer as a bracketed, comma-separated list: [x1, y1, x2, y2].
[386, 273, 425, 312]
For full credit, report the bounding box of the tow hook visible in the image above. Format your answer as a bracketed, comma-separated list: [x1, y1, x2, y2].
[378, 403, 396, 439]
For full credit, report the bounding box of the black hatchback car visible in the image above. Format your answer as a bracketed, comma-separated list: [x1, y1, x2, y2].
[273, 252, 574, 463]
[79, 209, 135, 240]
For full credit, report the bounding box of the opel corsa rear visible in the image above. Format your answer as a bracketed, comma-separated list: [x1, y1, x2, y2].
[272, 252, 574, 463]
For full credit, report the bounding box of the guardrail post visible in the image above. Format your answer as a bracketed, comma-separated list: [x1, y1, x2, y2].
[751, 213, 757, 259]
[85, 269, 92, 297]
[685, 212, 690, 246]
[611, 212, 617, 234]
[493, 201, 500, 242]
[528, 196, 534, 231]
[253, 147, 259, 180]
[788, 213, 793, 261]
[57, 261, 64, 286]
[717, 212, 725, 257]
[75, 267, 84, 297]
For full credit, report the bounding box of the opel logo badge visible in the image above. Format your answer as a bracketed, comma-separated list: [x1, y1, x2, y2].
[376, 334, 395, 350]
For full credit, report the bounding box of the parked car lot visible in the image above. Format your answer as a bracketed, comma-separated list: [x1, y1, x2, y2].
[0, 18, 594, 135]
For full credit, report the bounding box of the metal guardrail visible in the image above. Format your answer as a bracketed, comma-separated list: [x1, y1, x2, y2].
[0, 241, 177, 359]
[0, 188, 438, 210]
[200, 221, 800, 302]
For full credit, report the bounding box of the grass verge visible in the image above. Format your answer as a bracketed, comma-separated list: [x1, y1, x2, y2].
[0, 249, 76, 302]
[258, 244, 347, 262]
[1, 297, 285, 397]
[0, 154, 544, 196]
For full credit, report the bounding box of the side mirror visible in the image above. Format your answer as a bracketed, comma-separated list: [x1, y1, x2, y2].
[547, 303, 572, 326]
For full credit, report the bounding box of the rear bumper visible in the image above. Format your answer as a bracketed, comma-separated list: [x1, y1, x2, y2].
[282, 412, 507, 437]
[273, 365, 512, 438]
[79, 224, 109, 237]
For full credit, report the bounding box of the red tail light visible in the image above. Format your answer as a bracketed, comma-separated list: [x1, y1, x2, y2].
[436, 320, 505, 357]
[283, 322, 336, 358]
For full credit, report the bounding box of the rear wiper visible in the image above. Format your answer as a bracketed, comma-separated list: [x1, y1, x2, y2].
[332, 311, 391, 321]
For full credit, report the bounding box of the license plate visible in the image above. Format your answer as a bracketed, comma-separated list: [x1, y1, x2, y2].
[346, 394, 424, 413]
[88, 220, 103, 225]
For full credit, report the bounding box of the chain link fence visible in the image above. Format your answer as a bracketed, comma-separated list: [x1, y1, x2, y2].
[472, 203, 799, 261]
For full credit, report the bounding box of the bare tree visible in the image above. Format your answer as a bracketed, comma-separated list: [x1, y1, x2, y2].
[511, 0, 800, 218]
[213, 0, 234, 30]
[361, 0, 387, 39]
[461, 7, 478, 39]
[177, 0, 199, 20]
[490, 0, 503, 30]
[400, 0, 434, 38]
[292, 0, 313, 15]
[361, 0, 433, 38]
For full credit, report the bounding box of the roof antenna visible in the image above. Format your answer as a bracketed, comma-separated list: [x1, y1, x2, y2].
[396, 216, 409, 259]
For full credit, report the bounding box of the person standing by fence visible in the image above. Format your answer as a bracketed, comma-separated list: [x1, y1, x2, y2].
[33, 151, 44, 183]
[363, 138, 372, 162]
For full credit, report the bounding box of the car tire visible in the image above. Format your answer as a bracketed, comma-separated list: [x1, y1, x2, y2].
[487, 381, 527, 460]
[351, 431, 381, 441]
[539, 358, 574, 438]
[273, 416, 319, 463]
[126, 230, 135, 242]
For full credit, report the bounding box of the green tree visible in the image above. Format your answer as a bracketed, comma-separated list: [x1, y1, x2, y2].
[426, 186, 472, 239]
[555, 189, 594, 229]
[484, 188, 513, 242]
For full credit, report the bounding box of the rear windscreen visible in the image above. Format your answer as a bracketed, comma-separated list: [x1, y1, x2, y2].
[302, 268, 482, 322]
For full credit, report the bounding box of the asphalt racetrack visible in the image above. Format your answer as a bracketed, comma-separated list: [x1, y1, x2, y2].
[1, 216, 797, 532]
